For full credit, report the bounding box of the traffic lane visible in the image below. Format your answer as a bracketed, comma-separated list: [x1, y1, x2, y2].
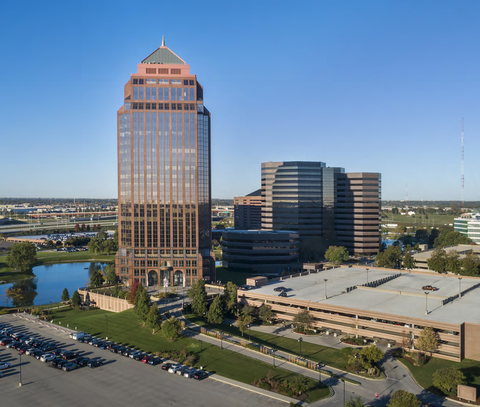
[1, 318, 284, 407]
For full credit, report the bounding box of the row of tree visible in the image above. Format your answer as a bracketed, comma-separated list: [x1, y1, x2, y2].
[427, 248, 480, 276]
[88, 230, 118, 255]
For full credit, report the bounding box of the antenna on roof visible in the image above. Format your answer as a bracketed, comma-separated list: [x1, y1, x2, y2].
[161, 36, 165, 47]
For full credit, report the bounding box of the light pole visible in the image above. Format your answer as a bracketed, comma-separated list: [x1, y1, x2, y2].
[298, 337, 303, 358]
[18, 352, 22, 387]
[272, 348, 277, 368]
[424, 292, 429, 315]
[458, 277, 463, 298]
[104, 315, 108, 339]
[199, 339, 203, 369]
[341, 378, 345, 407]
[366, 268, 369, 284]
[316, 363, 321, 383]
[324, 279, 328, 300]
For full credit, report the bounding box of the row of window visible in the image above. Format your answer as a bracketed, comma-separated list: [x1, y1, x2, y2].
[132, 269, 197, 276]
[133, 87, 195, 101]
[128, 103, 196, 111]
[133, 78, 194, 86]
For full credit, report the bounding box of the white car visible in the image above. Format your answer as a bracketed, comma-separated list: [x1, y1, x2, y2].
[40, 354, 56, 362]
[25, 348, 36, 356]
[0, 362, 11, 370]
[168, 364, 182, 374]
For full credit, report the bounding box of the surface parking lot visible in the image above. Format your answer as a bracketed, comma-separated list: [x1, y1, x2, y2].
[0, 315, 283, 407]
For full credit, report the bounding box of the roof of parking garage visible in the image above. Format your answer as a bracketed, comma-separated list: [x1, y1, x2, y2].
[252, 266, 480, 325]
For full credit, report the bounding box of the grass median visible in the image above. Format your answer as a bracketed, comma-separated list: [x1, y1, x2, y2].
[186, 314, 350, 371]
[46, 307, 330, 403]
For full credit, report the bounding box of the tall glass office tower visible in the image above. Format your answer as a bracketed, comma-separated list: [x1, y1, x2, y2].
[116, 41, 214, 288]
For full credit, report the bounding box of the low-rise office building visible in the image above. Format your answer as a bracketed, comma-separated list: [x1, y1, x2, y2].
[222, 230, 299, 274]
[413, 244, 480, 270]
[238, 266, 480, 361]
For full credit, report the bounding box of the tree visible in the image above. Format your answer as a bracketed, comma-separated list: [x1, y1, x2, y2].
[461, 253, 480, 276]
[188, 279, 208, 317]
[241, 304, 257, 319]
[432, 367, 465, 396]
[416, 327, 438, 356]
[434, 230, 472, 248]
[207, 295, 224, 325]
[127, 280, 139, 304]
[427, 248, 447, 273]
[293, 309, 314, 332]
[61, 288, 70, 302]
[258, 304, 274, 324]
[387, 390, 421, 407]
[237, 314, 253, 337]
[325, 246, 350, 265]
[162, 316, 182, 341]
[74, 224, 80, 232]
[7, 241, 37, 272]
[146, 304, 161, 334]
[88, 230, 107, 255]
[105, 264, 116, 285]
[222, 281, 238, 314]
[135, 284, 151, 322]
[445, 250, 461, 274]
[375, 245, 402, 268]
[102, 238, 118, 255]
[71, 290, 81, 307]
[359, 345, 384, 368]
[90, 269, 104, 287]
[346, 396, 366, 407]
[402, 253, 416, 270]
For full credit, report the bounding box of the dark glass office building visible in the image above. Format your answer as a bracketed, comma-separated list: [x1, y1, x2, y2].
[115, 42, 214, 287]
[261, 161, 380, 254]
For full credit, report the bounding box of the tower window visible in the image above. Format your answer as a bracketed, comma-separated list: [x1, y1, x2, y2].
[164, 103, 169, 110]
[183, 80, 188, 85]
[189, 80, 194, 86]
[133, 79, 138, 84]
[138, 79, 144, 84]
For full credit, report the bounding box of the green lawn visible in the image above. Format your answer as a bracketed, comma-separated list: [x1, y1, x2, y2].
[186, 315, 350, 371]
[0, 251, 115, 283]
[48, 307, 330, 402]
[399, 355, 480, 392]
[215, 266, 254, 286]
[382, 213, 455, 228]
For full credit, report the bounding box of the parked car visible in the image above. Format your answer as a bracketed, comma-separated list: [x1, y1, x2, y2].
[87, 360, 103, 368]
[30, 350, 44, 359]
[422, 285, 438, 291]
[62, 351, 79, 360]
[278, 292, 287, 297]
[62, 362, 78, 372]
[77, 357, 91, 367]
[133, 352, 147, 361]
[25, 348, 37, 356]
[55, 360, 70, 369]
[0, 362, 12, 370]
[50, 358, 64, 367]
[177, 366, 190, 376]
[110, 345, 121, 354]
[274, 286, 287, 292]
[169, 364, 183, 374]
[192, 370, 208, 380]
[122, 348, 134, 357]
[130, 351, 143, 359]
[40, 354, 56, 363]
[93, 340, 106, 348]
[1, 339, 12, 346]
[183, 368, 197, 378]
[162, 363, 173, 371]
[147, 357, 162, 366]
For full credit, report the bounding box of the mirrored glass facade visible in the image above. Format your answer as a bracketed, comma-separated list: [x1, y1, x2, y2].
[116, 45, 214, 287]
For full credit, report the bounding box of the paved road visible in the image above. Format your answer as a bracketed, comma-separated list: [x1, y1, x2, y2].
[0, 314, 285, 407]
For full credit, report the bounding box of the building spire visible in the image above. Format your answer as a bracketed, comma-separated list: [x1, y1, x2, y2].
[161, 36, 165, 47]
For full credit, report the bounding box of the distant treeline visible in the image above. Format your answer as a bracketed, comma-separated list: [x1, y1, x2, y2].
[383, 200, 480, 207]
[0, 198, 117, 206]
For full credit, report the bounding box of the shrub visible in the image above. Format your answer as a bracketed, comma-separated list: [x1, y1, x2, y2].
[259, 382, 272, 390]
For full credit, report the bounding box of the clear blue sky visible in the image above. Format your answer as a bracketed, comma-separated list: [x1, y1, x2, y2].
[1, 0, 479, 201]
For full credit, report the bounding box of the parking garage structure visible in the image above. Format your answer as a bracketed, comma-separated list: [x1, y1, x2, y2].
[238, 266, 480, 362]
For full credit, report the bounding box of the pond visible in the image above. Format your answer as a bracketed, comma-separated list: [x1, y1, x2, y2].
[1, 262, 107, 307]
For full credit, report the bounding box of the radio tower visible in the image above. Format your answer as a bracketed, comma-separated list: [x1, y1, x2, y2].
[461, 118, 465, 211]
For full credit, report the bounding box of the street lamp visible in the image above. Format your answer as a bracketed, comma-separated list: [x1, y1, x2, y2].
[18, 351, 22, 387]
[424, 292, 429, 315]
[366, 268, 369, 284]
[316, 363, 322, 383]
[272, 348, 277, 368]
[298, 337, 303, 358]
[458, 277, 463, 298]
[324, 279, 328, 300]
[104, 315, 108, 340]
[341, 378, 346, 407]
[199, 339, 203, 369]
